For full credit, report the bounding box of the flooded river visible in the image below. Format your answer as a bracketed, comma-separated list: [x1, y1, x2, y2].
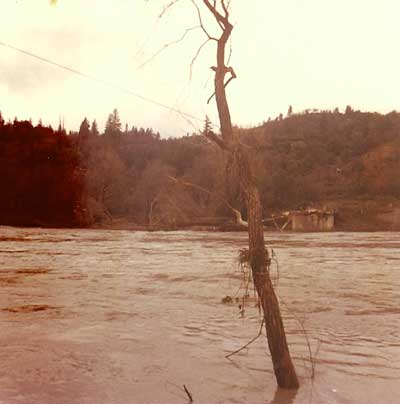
[0, 227, 399, 403]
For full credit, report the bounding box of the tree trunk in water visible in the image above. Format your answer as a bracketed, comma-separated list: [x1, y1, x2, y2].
[201, 0, 299, 388]
[234, 147, 299, 389]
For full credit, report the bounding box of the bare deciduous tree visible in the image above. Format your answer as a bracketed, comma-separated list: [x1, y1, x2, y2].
[187, 0, 299, 389]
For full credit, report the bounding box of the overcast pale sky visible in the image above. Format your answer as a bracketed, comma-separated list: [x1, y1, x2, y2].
[1, 0, 400, 136]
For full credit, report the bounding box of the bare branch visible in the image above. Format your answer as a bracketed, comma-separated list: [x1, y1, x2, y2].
[279, 297, 321, 380]
[227, 37, 233, 65]
[189, 38, 212, 80]
[190, 0, 218, 41]
[226, 318, 265, 358]
[207, 66, 237, 104]
[159, 0, 184, 18]
[168, 175, 247, 226]
[207, 91, 216, 105]
[221, 0, 229, 18]
[177, 108, 201, 133]
[203, 0, 229, 29]
[232, 208, 248, 227]
[168, 175, 222, 202]
[203, 130, 229, 150]
[202, 0, 234, 140]
[139, 25, 200, 69]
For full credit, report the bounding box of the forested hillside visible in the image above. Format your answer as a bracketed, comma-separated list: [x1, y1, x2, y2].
[0, 114, 83, 227]
[1, 107, 399, 229]
[244, 107, 400, 208]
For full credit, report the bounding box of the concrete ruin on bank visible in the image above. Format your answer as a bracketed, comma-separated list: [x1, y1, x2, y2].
[290, 209, 335, 231]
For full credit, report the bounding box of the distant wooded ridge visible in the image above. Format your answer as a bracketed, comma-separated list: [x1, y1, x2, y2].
[1, 107, 399, 230]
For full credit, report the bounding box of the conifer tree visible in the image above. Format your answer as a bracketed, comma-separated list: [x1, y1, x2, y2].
[90, 120, 99, 136]
[105, 108, 122, 137]
[79, 118, 90, 139]
[202, 115, 212, 136]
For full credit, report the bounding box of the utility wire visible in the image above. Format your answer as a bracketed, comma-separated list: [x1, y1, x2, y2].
[0, 40, 217, 129]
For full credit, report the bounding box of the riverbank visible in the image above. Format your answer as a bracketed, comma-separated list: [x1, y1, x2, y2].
[328, 197, 400, 231]
[89, 198, 400, 232]
[2, 198, 399, 232]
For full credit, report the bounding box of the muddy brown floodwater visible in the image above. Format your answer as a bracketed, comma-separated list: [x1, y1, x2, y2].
[0, 227, 399, 404]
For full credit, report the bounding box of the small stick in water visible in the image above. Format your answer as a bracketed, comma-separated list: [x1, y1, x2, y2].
[183, 384, 193, 402]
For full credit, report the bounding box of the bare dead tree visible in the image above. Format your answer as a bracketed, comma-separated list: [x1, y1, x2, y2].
[154, 0, 299, 388]
[199, 0, 299, 389]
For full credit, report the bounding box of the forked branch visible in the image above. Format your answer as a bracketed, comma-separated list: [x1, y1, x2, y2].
[221, 0, 229, 18]
[191, 0, 218, 41]
[203, 0, 230, 29]
[207, 66, 236, 104]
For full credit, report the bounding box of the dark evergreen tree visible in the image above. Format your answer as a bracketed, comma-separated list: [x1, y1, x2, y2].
[90, 119, 99, 136]
[202, 115, 212, 135]
[57, 121, 63, 134]
[78, 117, 90, 139]
[105, 108, 122, 137]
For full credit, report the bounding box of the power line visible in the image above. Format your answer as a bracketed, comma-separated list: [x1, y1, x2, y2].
[0, 40, 216, 129]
